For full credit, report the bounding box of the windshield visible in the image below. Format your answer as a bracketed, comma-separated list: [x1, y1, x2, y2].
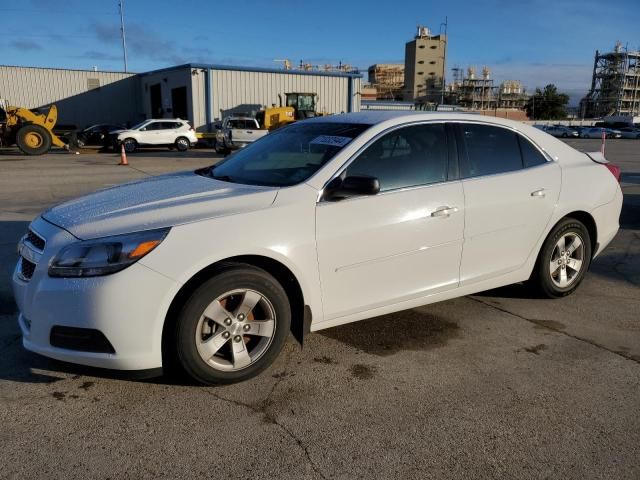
[207, 122, 370, 187]
[130, 120, 151, 130]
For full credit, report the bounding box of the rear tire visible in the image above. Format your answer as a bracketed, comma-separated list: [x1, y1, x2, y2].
[16, 124, 52, 155]
[172, 265, 291, 385]
[175, 136, 190, 152]
[530, 218, 592, 298]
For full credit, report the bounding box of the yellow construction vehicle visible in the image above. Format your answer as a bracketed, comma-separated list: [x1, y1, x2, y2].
[256, 92, 324, 131]
[0, 99, 68, 155]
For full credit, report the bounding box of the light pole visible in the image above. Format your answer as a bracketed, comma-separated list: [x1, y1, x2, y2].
[439, 17, 448, 106]
[119, 0, 128, 72]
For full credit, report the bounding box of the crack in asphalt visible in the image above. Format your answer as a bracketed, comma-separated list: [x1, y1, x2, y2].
[206, 351, 327, 480]
[469, 296, 640, 365]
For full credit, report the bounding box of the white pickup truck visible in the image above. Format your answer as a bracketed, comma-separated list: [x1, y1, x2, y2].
[215, 117, 268, 154]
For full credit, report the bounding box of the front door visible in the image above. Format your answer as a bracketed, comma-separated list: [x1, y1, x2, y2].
[316, 123, 465, 321]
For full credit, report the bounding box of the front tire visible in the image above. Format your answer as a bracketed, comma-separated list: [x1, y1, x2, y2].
[531, 218, 592, 298]
[173, 265, 291, 385]
[122, 138, 137, 153]
[16, 124, 52, 155]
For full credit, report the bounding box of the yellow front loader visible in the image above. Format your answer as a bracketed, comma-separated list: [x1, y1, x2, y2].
[256, 93, 325, 131]
[0, 100, 68, 155]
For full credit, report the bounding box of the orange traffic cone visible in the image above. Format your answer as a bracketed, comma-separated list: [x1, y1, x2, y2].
[118, 143, 129, 166]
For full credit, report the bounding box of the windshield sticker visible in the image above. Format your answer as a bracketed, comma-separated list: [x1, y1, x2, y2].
[310, 135, 353, 147]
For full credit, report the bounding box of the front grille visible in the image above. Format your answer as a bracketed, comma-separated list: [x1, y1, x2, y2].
[20, 257, 36, 280]
[25, 229, 46, 251]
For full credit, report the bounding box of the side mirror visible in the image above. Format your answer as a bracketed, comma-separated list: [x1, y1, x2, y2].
[323, 175, 380, 201]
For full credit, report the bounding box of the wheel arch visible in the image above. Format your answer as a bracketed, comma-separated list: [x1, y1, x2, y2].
[562, 210, 598, 256]
[161, 254, 309, 363]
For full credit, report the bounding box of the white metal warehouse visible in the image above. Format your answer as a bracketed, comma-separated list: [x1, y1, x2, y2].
[0, 64, 362, 131]
[138, 64, 362, 132]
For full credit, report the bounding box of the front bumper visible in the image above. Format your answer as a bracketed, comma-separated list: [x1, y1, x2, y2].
[11, 217, 178, 370]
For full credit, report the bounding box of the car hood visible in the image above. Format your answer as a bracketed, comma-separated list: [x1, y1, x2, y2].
[42, 171, 278, 239]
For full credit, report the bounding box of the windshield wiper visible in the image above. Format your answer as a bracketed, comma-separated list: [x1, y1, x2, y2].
[211, 173, 234, 183]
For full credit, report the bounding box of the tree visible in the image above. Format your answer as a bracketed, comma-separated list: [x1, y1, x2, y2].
[524, 84, 570, 120]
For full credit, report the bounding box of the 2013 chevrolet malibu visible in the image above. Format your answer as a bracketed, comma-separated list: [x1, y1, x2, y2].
[12, 112, 622, 384]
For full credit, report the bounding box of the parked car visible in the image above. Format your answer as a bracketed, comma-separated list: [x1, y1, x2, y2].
[617, 127, 640, 139]
[12, 112, 622, 385]
[113, 119, 198, 153]
[215, 116, 268, 154]
[76, 124, 125, 148]
[581, 127, 622, 139]
[544, 125, 579, 138]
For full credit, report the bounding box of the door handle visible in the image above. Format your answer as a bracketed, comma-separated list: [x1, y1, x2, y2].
[531, 188, 546, 198]
[431, 206, 458, 218]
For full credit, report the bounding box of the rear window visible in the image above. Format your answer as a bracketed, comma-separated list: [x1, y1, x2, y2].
[459, 124, 523, 177]
[208, 122, 370, 186]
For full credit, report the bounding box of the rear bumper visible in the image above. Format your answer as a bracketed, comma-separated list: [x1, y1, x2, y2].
[592, 186, 623, 258]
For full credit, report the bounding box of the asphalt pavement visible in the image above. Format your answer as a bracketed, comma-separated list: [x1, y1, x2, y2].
[0, 141, 638, 479]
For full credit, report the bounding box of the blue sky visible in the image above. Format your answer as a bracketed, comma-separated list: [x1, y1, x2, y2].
[2, 0, 639, 103]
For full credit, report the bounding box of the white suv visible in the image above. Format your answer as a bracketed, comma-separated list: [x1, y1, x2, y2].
[114, 119, 198, 152]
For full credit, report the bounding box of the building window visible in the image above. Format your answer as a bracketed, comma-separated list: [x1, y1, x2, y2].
[419, 45, 425, 49]
[418, 72, 424, 75]
[429, 61, 436, 65]
[418, 60, 424, 64]
[430, 45, 437, 49]
[429, 72, 436, 75]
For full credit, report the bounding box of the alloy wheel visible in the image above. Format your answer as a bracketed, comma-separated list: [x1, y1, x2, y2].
[549, 232, 585, 288]
[195, 289, 276, 371]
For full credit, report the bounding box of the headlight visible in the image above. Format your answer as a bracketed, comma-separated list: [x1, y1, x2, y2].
[48, 228, 170, 278]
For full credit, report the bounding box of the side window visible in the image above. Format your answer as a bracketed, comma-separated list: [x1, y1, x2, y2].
[346, 124, 448, 192]
[518, 135, 547, 168]
[459, 124, 522, 178]
[143, 122, 158, 131]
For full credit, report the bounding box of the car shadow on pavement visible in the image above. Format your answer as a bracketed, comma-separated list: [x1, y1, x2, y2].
[320, 308, 461, 356]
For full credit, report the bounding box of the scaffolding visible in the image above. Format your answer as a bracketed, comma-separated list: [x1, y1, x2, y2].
[581, 42, 640, 118]
[457, 67, 496, 109]
[447, 67, 528, 111]
[367, 64, 405, 100]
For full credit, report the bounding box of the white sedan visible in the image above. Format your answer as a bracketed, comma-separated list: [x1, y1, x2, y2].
[12, 112, 622, 384]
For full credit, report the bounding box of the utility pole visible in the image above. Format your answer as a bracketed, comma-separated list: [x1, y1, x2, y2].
[119, 0, 128, 72]
[440, 16, 448, 106]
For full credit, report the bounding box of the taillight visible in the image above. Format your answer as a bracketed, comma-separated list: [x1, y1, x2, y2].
[604, 163, 621, 182]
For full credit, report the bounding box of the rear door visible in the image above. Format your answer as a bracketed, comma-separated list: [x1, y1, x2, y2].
[156, 122, 180, 144]
[456, 123, 561, 285]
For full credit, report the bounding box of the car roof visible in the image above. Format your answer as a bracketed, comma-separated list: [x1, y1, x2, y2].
[307, 110, 528, 130]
